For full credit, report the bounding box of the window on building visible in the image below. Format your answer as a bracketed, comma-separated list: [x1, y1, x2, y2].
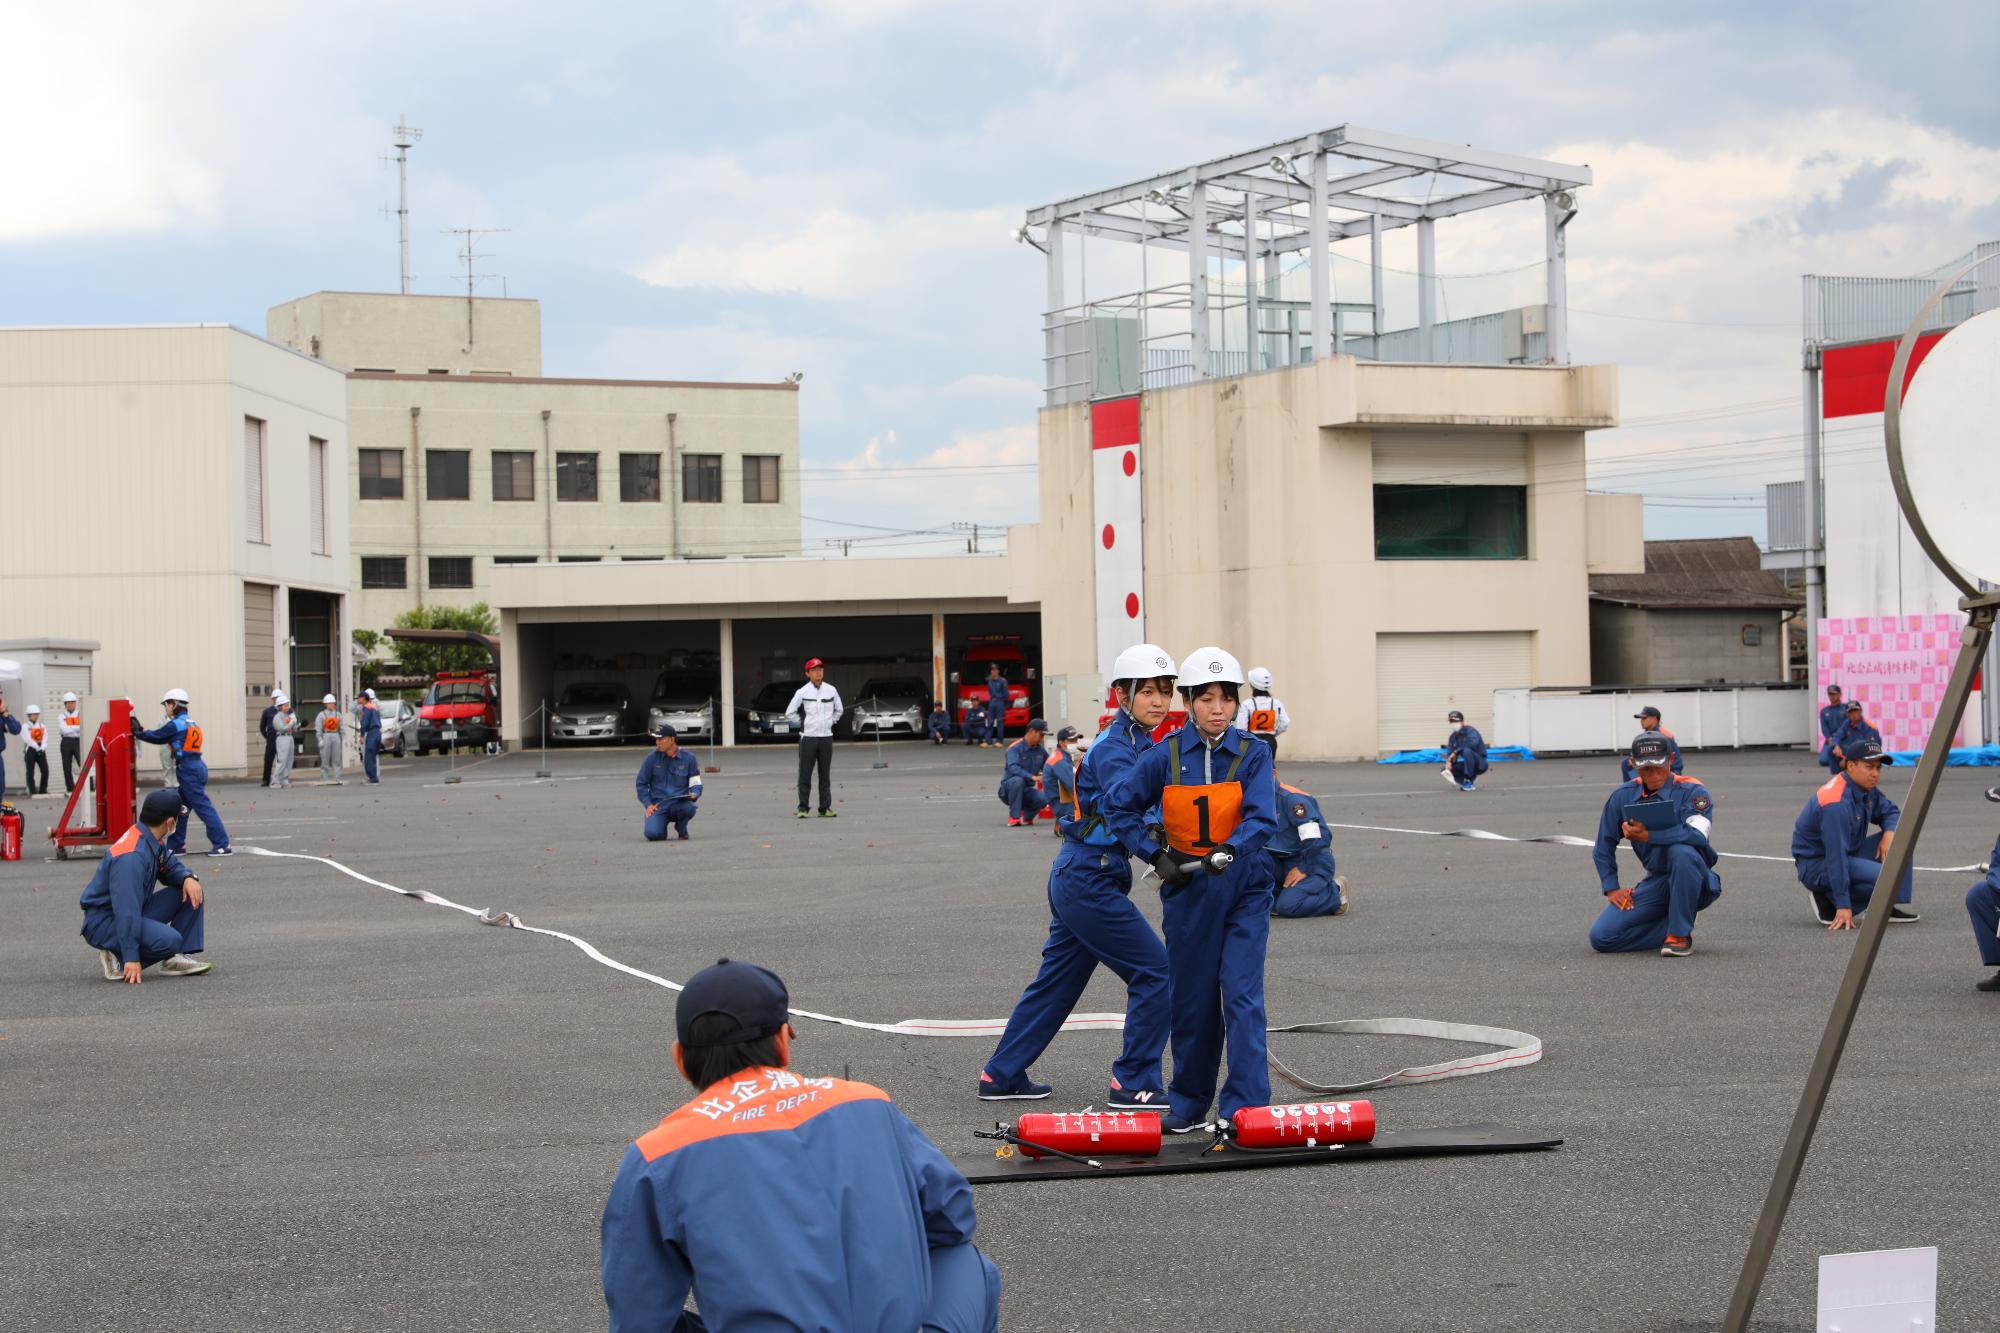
[620, 452, 662, 502]
[557, 452, 599, 501]
[427, 450, 470, 501]
[492, 555, 538, 565]
[359, 449, 404, 499]
[492, 450, 535, 501]
[558, 555, 602, 563]
[743, 454, 781, 504]
[244, 416, 268, 543]
[429, 556, 475, 589]
[1372, 485, 1528, 560]
[361, 556, 407, 589]
[309, 437, 329, 555]
[621, 555, 665, 561]
[683, 453, 722, 504]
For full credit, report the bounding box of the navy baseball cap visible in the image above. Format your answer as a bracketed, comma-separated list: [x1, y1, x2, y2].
[677, 959, 791, 1048]
[1056, 725, 1082, 743]
[141, 788, 186, 824]
[1027, 717, 1049, 732]
[1630, 733, 1673, 766]
[1827, 684, 1843, 696]
[1845, 738, 1893, 765]
[1845, 700, 1864, 712]
[1448, 710, 1464, 722]
[1634, 706, 1662, 720]
[651, 722, 677, 739]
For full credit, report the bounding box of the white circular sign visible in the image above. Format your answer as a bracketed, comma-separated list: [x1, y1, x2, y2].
[1898, 307, 2000, 586]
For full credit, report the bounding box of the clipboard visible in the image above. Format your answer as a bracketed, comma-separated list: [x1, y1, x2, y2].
[1624, 799, 1682, 832]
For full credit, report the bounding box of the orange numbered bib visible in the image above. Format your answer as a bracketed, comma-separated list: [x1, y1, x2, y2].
[1247, 708, 1276, 735]
[182, 724, 204, 756]
[1158, 732, 1247, 855]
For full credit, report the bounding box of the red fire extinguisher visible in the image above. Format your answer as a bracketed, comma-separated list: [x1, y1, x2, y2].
[1014, 1111, 1163, 1160]
[1231, 1099, 1377, 1149]
[0, 804, 23, 862]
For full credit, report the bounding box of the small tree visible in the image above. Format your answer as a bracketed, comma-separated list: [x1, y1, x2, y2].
[351, 629, 385, 692]
[390, 603, 500, 679]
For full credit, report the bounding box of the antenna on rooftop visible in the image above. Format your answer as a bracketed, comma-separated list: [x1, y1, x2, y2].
[443, 225, 510, 346]
[389, 115, 423, 294]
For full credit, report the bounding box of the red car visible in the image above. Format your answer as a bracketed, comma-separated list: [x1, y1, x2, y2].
[415, 670, 500, 755]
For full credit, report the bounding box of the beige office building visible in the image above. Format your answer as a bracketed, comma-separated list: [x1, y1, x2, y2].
[265, 292, 802, 640]
[0, 324, 351, 777]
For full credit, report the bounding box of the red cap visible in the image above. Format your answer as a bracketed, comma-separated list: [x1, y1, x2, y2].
[804, 657, 825, 670]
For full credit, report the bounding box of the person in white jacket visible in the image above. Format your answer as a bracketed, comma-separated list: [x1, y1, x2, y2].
[271, 694, 299, 788]
[785, 657, 843, 818]
[1244, 666, 1291, 763]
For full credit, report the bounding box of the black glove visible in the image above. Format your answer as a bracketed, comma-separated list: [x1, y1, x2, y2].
[1202, 844, 1238, 874]
[1150, 849, 1195, 889]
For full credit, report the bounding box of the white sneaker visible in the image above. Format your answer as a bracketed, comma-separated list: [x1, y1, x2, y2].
[95, 947, 122, 982]
[157, 954, 213, 977]
[1440, 768, 1458, 786]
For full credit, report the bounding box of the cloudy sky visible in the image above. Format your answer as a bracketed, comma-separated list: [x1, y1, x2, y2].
[5, 1, 1996, 554]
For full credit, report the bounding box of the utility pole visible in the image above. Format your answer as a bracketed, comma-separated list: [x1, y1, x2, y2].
[391, 116, 422, 294]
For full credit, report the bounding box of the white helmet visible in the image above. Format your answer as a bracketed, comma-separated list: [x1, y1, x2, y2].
[1247, 666, 1273, 692]
[25, 703, 39, 715]
[322, 693, 337, 705]
[1178, 647, 1245, 692]
[61, 691, 78, 704]
[273, 692, 289, 706]
[1110, 643, 1177, 684]
[161, 688, 190, 706]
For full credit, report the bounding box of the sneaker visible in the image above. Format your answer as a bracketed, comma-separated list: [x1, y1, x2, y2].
[1007, 817, 1023, 827]
[977, 1071, 1052, 1101]
[1460, 782, 1477, 792]
[1977, 971, 2000, 992]
[1660, 935, 1693, 958]
[677, 832, 690, 842]
[1809, 893, 1835, 926]
[206, 846, 234, 857]
[157, 953, 212, 977]
[1161, 1112, 1209, 1135]
[796, 809, 810, 819]
[1440, 768, 1458, 787]
[95, 947, 122, 982]
[1889, 905, 1920, 923]
[1331, 876, 1351, 917]
[818, 809, 838, 818]
[1105, 1083, 1169, 1112]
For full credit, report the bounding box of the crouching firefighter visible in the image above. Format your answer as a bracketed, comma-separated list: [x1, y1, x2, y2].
[637, 724, 702, 841]
[1266, 782, 1347, 918]
[978, 644, 1178, 1112]
[1589, 733, 1721, 957]
[1109, 647, 1278, 1132]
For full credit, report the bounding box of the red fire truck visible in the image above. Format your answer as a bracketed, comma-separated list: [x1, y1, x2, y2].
[954, 637, 1036, 734]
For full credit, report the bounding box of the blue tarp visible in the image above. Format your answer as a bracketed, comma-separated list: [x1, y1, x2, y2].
[1884, 745, 2000, 767]
[1378, 745, 1539, 766]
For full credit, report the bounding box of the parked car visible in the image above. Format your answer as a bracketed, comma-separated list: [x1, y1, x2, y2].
[741, 680, 803, 741]
[647, 667, 717, 742]
[550, 682, 635, 744]
[415, 671, 501, 755]
[849, 677, 930, 737]
[377, 698, 417, 758]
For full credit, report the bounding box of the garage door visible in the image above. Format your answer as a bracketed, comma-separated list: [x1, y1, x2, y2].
[1375, 631, 1532, 752]
[244, 582, 276, 769]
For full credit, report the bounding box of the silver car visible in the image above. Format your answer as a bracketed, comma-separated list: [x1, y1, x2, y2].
[849, 677, 929, 737]
[647, 668, 717, 742]
[377, 698, 417, 758]
[551, 682, 634, 744]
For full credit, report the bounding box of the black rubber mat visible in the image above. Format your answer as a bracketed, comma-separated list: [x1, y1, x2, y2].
[959, 1122, 1561, 1184]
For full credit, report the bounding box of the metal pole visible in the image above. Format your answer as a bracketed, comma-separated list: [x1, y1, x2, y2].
[1046, 219, 1066, 404]
[444, 727, 460, 784]
[1416, 217, 1437, 362]
[1244, 191, 1259, 371]
[1189, 183, 1211, 377]
[1370, 211, 1384, 341]
[705, 696, 719, 774]
[1543, 193, 1570, 366]
[1723, 596, 1998, 1329]
[1802, 276, 1825, 744]
[870, 695, 888, 769]
[1308, 152, 1329, 363]
[535, 699, 552, 779]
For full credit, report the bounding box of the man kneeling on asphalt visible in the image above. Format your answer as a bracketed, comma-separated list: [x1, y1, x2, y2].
[999, 717, 1051, 827]
[1792, 737, 1917, 929]
[601, 959, 1001, 1333]
[637, 723, 702, 842]
[1589, 733, 1721, 958]
[79, 788, 212, 982]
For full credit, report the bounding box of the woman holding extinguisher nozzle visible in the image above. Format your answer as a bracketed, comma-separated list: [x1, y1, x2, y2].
[1108, 647, 1278, 1135]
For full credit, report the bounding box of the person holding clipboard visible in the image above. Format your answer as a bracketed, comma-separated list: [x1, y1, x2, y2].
[1588, 732, 1722, 958]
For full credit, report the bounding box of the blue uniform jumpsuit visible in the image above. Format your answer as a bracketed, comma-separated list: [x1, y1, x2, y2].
[602, 1067, 1000, 1333]
[982, 709, 1172, 1100]
[1619, 730, 1684, 780]
[131, 712, 230, 854]
[927, 707, 951, 743]
[963, 703, 986, 745]
[358, 700, 383, 783]
[636, 747, 702, 841]
[1964, 834, 2000, 967]
[1267, 783, 1344, 918]
[1818, 700, 1848, 768]
[1792, 773, 1910, 914]
[999, 737, 1050, 822]
[1447, 724, 1488, 787]
[1110, 723, 1279, 1123]
[79, 824, 205, 966]
[1588, 775, 1722, 951]
[1043, 751, 1076, 808]
[984, 676, 1009, 743]
[1827, 716, 1882, 772]
[0, 708, 19, 800]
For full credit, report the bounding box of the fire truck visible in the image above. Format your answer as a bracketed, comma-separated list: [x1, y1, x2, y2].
[953, 636, 1036, 734]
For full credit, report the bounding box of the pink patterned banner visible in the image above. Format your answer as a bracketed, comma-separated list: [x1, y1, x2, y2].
[1816, 614, 1972, 751]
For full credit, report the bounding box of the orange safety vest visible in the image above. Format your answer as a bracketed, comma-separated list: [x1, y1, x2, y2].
[1247, 707, 1277, 735]
[181, 723, 204, 756]
[322, 714, 341, 732]
[27, 724, 46, 745]
[1159, 731, 1246, 856]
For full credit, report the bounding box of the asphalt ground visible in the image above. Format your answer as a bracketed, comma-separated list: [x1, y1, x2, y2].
[4, 740, 1999, 1331]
